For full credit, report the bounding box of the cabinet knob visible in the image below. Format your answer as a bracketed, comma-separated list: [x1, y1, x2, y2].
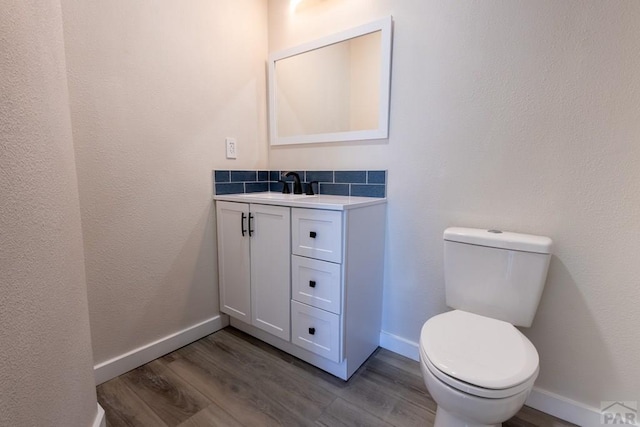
[309, 231, 317, 238]
[308, 327, 316, 335]
[309, 280, 316, 288]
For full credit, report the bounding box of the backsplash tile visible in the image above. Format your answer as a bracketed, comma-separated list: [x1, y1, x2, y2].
[367, 170, 386, 184]
[231, 170, 257, 182]
[214, 170, 230, 183]
[306, 170, 333, 183]
[319, 183, 350, 196]
[245, 182, 269, 193]
[335, 170, 366, 184]
[213, 169, 387, 198]
[215, 182, 244, 195]
[269, 170, 280, 181]
[351, 184, 386, 198]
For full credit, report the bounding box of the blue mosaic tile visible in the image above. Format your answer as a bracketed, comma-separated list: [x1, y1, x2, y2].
[367, 170, 386, 184]
[335, 170, 366, 184]
[215, 182, 244, 195]
[245, 182, 269, 193]
[231, 170, 257, 182]
[258, 171, 269, 181]
[214, 170, 230, 183]
[351, 184, 385, 198]
[320, 183, 350, 196]
[306, 170, 333, 183]
[269, 170, 281, 181]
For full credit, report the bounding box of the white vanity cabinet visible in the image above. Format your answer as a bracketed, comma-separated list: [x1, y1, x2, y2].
[216, 201, 291, 341]
[214, 194, 386, 380]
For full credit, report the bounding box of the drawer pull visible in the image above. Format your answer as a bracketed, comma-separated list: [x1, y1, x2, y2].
[309, 280, 316, 288]
[309, 231, 317, 238]
[308, 327, 316, 335]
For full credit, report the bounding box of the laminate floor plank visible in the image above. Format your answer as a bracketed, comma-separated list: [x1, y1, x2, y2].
[176, 403, 243, 427]
[374, 347, 423, 378]
[360, 354, 437, 412]
[188, 335, 336, 422]
[96, 327, 579, 427]
[224, 326, 356, 389]
[97, 377, 169, 427]
[168, 347, 317, 426]
[316, 397, 395, 427]
[336, 375, 436, 427]
[220, 326, 354, 395]
[198, 332, 337, 409]
[207, 328, 344, 397]
[119, 359, 211, 426]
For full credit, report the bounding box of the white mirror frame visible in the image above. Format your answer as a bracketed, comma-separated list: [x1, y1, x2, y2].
[268, 16, 393, 146]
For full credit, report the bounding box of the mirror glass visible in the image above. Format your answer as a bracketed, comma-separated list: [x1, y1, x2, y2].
[269, 17, 393, 145]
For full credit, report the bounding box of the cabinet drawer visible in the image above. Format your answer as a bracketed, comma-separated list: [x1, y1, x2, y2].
[292, 208, 342, 263]
[291, 300, 341, 363]
[292, 255, 341, 314]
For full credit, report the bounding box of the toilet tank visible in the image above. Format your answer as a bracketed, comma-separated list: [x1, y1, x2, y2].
[444, 227, 553, 327]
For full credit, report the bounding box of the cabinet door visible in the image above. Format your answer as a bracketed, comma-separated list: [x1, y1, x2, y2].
[216, 201, 251, 322]
[250, 204, 291, 341]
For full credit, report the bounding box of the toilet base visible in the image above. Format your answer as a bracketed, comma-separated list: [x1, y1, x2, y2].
[435, 407, 499, 427]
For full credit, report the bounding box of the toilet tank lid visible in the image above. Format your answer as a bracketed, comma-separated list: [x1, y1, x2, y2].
[444, 227, 552, 254]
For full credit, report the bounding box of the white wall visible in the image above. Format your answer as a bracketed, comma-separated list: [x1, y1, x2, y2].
[268, 0, 640, 413]
[0, 1, 98, 425]
[61, 0, 268, 367]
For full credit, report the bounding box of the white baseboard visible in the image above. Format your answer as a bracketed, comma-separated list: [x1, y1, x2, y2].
[379, 330, 419, 361]
[526, 387, 601, 427]
[94, 315, 226, 385]
[93, 403, 105, 427]
[379, 329, 600, 426]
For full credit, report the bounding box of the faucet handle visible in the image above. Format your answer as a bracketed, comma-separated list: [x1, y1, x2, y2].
[278, 180, 290, 194]
[305, 181, 318, 196]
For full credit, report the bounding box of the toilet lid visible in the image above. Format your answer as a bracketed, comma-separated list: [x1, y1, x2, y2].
[420, 310, 539, 389]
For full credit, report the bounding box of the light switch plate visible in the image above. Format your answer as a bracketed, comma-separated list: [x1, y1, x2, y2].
[225, 137, 237, 159]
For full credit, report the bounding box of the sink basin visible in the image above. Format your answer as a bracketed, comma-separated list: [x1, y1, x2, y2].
[235, 192, 315, 200]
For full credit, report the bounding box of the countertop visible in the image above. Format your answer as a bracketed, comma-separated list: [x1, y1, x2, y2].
[213, 192, 386, 211]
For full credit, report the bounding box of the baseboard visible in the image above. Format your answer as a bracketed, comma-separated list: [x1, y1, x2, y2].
[379, 330, 419, 361]
[92, 403, 105, 427]
[526, 387, 601, 427]
[94, 315, 227, 385]
[379, 329, 601, 426]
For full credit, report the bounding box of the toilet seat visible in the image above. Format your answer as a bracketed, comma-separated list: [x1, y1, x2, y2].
[420, 310, 539, 399]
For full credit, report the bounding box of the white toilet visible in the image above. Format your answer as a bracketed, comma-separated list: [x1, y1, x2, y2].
[419, 227, 552, 427]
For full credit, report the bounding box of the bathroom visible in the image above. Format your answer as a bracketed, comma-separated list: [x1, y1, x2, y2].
[2, 0, 639, 426]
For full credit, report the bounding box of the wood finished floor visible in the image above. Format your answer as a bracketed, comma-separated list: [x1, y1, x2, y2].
[98, 327, 576, 427]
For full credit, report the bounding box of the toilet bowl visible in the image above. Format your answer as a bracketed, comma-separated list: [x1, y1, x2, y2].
[419, 310, 539, 427]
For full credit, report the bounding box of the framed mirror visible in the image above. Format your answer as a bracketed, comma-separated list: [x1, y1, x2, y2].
[268, 17, 393, 146]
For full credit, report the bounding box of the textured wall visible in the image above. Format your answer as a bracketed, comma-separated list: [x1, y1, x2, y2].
[268, 0, 640, 409]
[0, 1, 98, 425]
[60, 0, 268, 364]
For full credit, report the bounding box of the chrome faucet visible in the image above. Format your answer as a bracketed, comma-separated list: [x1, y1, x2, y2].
[284, 171, 303, 194]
